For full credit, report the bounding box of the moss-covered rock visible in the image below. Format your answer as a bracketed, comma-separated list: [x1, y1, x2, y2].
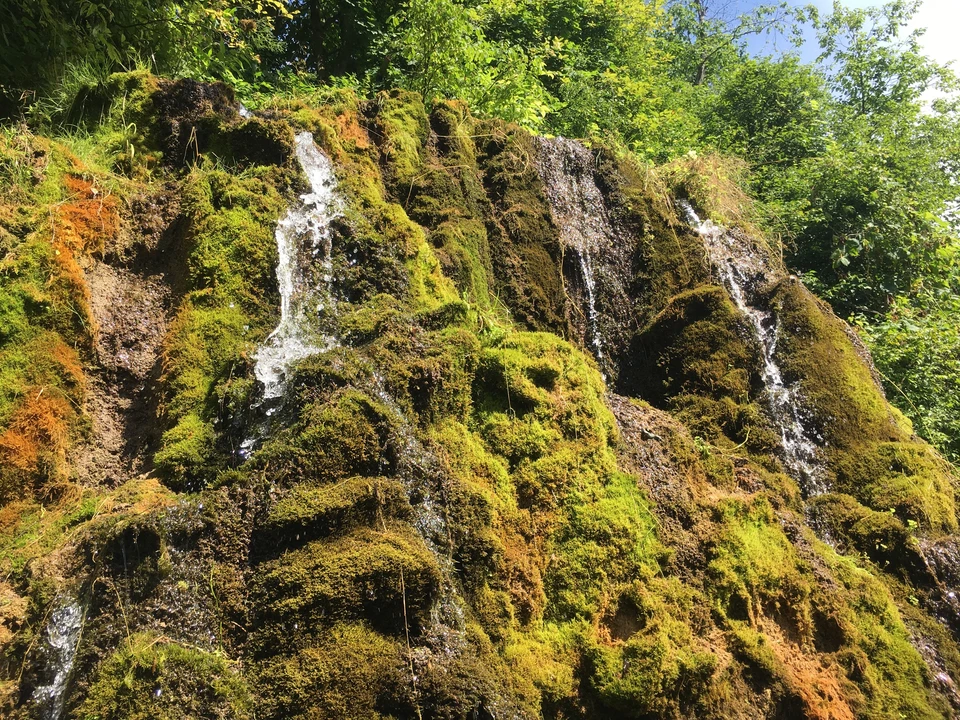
[774, 280, 958, 534]
[79, 633, 252, 720]
[3, 77, 959, 720]
[251, 525, 442, 650]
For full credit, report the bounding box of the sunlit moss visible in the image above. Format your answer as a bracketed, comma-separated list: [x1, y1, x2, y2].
[80, 632, 253, 720]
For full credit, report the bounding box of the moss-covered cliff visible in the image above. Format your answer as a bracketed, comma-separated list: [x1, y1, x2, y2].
[1, 75, 959, 719]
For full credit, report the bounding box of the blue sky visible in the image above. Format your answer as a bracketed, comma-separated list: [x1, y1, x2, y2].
[734, 0, 960, 71]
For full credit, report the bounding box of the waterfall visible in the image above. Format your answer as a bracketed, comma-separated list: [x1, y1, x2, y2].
[679, 200, 825, 495]
[32, 599, 84, 720]
[252, 131, 343, 404]
[534, 137, 615, 365]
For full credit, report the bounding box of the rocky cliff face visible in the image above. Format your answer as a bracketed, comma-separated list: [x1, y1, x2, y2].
[1, 74, 959, 719]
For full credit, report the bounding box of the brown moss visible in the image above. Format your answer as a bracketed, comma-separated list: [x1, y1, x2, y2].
[0, 390, 74, 499]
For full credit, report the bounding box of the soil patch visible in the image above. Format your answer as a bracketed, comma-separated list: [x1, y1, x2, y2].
[71, 262, 170, 485]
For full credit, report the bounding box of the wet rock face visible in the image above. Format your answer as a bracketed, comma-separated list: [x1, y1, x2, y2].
[250, 131, 344, 406]
[5, 81, 960, 720]
[533, 137, 635, 382]
[679, 201, 824, 495]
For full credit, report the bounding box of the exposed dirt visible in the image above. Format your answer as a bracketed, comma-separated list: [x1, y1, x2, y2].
[70, 261, 170, 486]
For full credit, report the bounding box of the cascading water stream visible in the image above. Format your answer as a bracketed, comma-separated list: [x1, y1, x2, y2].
[534, 137, 616, 366]
[252, 131, 343, 403]
[679, 200, 825, 495]
[32, 598, 84, 720]
[240, 132, 343, 457]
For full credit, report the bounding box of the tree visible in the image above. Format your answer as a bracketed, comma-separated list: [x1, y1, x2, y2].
[661, 0, 803, 87]
[776, 0, 960, 316]
[814, 0, 943, 119]
[268, 0, 403, 81]
[0, 0, 287, 111]
[702, 56, 828, 169]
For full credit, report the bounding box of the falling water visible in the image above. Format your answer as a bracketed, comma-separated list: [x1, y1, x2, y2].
[371, 374, 465, 631]
[679, 200, 825, 495]
[32, 599, 83, 720]
[534, 137, 616, 364]
[252, 131, 343, 403]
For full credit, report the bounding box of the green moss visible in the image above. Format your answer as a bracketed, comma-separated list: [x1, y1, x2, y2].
[545, 471, 662, 620]
[255, 388, 393, 486]
[808, 493, 927, 581]
[366, 90, 429, 191]
[623, 285, 784, 465]
[816, 543, 946, 719]
[79, 633, 252, 720]
[4, 76, 958, 720]
[833, 442, 957, 532]
[254, 623, 407, 720]
[157, 166, 287, 486]
[475, 125, 568, 333]
[502, 627, 578, 714]
[62, 70, 162, 174]
[707, 497, 812, 624]
[626, 285, 757, 404]
[251, 525, 442, 651]
[586, 581, 719, 717]
[222, 117, 295, 167]
[774, 281, 957, 533]
[153, 412, 216, 485]
[0, 492, 100, 579]
[725, 622, 796, 696]
[406, 240, 461, 313]
[261, 476, 412, 545]
[775, 281, 896, 442]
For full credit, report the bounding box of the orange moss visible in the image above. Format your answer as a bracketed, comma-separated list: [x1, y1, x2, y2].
[50, 238, 96, 338]
[45, 338, 85, 387]
[58, 175, 119, 255]
[0, 390, 73, 485]
[335, 112, 371, 151]
[759, 619, 855, 720]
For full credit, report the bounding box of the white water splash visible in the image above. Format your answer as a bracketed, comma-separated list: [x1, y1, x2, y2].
[238, 103, 253, 119]
[32, 599, 83, 720]
[679, 200, 825, 495]
[534, 137, 615, 364]
[252, 131, 343, 402]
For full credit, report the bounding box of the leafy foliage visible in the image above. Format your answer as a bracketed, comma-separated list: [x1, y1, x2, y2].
[0, 0, 287, 110]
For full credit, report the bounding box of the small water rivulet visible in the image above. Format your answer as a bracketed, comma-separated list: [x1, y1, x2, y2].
[369, 375, 526, 714]
[371, 375, 466, 632]
[32, 598, 84, 720]
[252, 131, 343, 404]
[534, 137, 616, 366]
[679, 200, 825, 495]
